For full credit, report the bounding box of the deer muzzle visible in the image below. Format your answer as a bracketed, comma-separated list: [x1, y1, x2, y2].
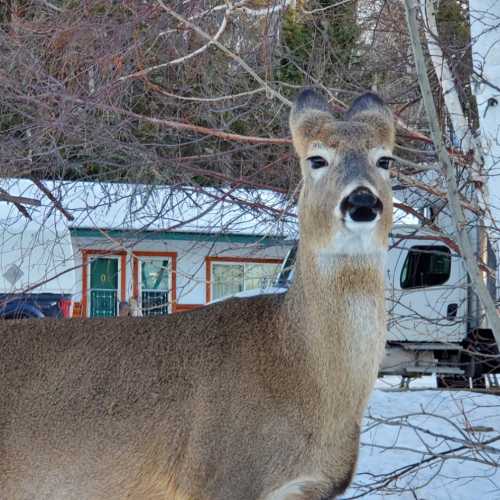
[340, 187, 383, 223]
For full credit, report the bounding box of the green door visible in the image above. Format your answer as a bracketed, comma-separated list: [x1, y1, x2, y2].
[89, 257, 118, 317]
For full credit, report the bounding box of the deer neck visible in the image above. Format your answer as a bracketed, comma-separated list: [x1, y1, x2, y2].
[284, 246, 387, 385]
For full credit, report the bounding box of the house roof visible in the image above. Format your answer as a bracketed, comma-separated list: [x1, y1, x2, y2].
[0, 178, 298, 238]
[0, 178, 417, 239]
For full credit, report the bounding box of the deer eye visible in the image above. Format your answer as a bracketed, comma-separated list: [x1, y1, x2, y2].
[307, 156, 328, 169]
[377, 156, 394, 170]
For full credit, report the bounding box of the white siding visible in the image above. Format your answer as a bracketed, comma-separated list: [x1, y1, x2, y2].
[71, 234, 290, 310]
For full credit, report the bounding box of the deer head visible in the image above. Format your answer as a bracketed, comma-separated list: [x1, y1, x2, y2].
[290, 89, 395, 267]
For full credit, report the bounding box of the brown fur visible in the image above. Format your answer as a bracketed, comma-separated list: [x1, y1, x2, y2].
[0, 90, 394, 500]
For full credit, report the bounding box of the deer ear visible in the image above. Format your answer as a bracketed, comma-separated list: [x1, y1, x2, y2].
[346, 92, 390, 121]
[289, 89, 334, 157]
[345, 92, 395, 147]
[289, 88, 332, 128]
[293, 88, 331, 115]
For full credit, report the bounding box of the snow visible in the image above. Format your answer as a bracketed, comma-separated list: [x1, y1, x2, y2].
[209, 286, 287, 303]
[0, 178, 417, 238]
[346, 381, 500, 499]
[0, 178, 298, 238]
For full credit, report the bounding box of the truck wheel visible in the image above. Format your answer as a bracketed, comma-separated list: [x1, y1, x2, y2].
[465, 329, 500, 377]
[462, 352, 483, 389]
[2, 313, 32, 320]
[436, 374, 469, 389]
[470, 375, 486, 389]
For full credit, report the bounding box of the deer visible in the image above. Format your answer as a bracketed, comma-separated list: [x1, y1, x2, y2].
[0, 88, 395, 500]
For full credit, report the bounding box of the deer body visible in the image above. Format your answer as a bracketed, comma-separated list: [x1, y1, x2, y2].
[0, 90, 395, 499]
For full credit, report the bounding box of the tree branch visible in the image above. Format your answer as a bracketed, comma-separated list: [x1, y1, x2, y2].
[0, 188, 40, 219]
[404, 0, 500, 345]
[31, 178, 74, 221]
[68, 97, 291, 145]
[156, 0, 292, 107]
[120, 9, 230, 81]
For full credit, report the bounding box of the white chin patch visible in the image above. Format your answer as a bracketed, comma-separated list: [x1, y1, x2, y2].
[344, 213, 380, 231]
[318, 217, 385, 264]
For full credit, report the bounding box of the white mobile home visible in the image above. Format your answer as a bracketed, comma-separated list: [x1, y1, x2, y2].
[70, 228, 290, 317]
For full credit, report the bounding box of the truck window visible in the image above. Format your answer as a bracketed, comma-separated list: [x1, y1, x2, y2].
[275, 246, 297, 287]
[400, 245, 451, 289]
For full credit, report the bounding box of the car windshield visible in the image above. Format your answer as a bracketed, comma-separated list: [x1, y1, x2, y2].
[275, 246, 297, 287]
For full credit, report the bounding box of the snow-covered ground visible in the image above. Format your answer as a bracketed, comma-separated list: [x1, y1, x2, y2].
[345, 377, 500, 499]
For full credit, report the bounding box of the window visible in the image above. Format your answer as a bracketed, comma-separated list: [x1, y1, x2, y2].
[212, 264, 244, 299]
[400, 245, 451, 289]
[210, 261, 281, 301]
[276, 246, 297, 287]
[140, 259, 170, 316]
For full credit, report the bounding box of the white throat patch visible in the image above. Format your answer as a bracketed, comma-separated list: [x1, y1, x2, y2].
[317, 227, 386, 272]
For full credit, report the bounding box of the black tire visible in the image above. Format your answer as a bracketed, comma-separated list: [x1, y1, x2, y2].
[470, 331, 500, 375]
[470, 375, 486, 389]
[436, 374, 469, 389]
[1, 313, 34, 320]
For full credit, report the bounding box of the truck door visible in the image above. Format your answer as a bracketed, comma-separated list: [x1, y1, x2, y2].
[387, 238, 468, 343]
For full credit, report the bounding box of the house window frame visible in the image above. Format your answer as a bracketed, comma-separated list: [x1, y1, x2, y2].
[81, 249, 126, 318]
[132, 251, 177, 314]
[205, 256, 283, 304]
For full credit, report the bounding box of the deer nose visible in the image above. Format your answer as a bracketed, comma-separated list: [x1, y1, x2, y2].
[340, 187, 383, 223]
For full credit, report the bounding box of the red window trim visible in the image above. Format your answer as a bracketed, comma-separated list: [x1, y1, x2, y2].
[81, 249, 127, 318]
[175, 304, 203, 313]
[205, 256, 283, 304]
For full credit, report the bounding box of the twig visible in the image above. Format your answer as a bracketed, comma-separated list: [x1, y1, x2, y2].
[30, 178, 74, 221]
[144, 84, 266, 103]
[0, 188, 40, 219]
[120, 11, 230, 81]
[156, 0, 292, 107]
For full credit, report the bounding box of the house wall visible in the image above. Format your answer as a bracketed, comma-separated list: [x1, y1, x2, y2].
[70, 232, 290, 316]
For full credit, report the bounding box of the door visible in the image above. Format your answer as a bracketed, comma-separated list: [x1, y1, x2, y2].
[89, 257, 119, 317]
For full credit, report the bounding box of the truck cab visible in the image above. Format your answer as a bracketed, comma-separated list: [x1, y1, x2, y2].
[269, 225, 499, 387]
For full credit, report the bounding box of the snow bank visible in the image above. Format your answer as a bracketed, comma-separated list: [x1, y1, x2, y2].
[346, 385, 500, 499]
